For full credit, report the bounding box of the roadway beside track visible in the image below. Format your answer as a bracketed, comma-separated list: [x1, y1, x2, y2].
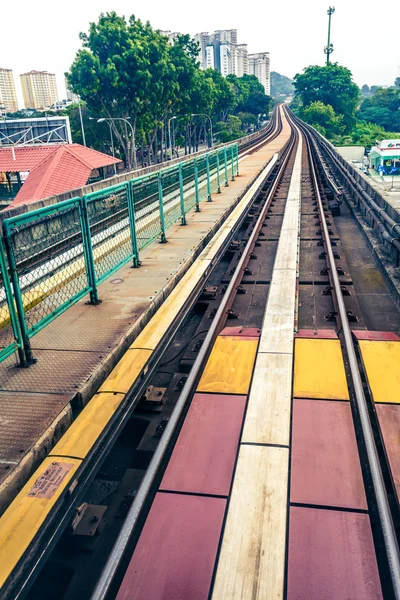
[0, 107, 291, 521]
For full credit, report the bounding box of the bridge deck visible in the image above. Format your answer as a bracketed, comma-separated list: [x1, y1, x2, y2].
[0, 131, 289, 514]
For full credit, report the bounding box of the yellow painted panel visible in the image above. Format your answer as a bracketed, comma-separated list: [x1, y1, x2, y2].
[98, 348, 152, 394]
[0, 457, 81, 588]
[131, 259, 211, 350]
[197, 336, 258, 395]
[294, 338, 349, 400]
[212, 445, 289, 599]
[359, 340, 400, 404]
[50, 392, 125, 459]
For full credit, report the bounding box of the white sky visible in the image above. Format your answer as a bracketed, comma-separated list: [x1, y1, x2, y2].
[2, 0, 399, 108]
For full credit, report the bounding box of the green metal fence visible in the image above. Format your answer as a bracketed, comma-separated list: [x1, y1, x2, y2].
[0, 143, 238, 365]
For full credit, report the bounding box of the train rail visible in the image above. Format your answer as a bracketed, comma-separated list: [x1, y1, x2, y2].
[0, 107, 288, 599]
[1, 104, 399, 600]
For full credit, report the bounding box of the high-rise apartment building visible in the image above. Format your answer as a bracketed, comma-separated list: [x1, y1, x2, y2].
[248, 52, 271, 95]
[232, 44, 248, 77]
[194, 32, 211, 69]
[213, 29, 237, 45]
[220, 43, 232, 77]
[0, 68, 18, 115]
[20, 70, 59, 110]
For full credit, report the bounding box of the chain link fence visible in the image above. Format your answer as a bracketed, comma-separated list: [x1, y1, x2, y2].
[0, 143, 238, 365]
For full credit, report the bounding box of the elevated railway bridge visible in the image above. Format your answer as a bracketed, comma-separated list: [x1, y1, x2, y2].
[0, 105, 399, 600]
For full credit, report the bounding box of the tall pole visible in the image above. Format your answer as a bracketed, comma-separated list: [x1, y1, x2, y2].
[168, 116, 176, 158]
[107, 122, 117, 175]
[78, 97, 86, 147]
[324, 6, 335, 65]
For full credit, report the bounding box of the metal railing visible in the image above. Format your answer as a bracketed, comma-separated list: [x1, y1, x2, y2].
[0, 144, 238, 366]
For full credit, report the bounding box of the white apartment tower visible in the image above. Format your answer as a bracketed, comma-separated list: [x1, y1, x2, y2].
[248, 52, 271, 95]
[20, 70, 59, 110]
[0, 68, 18, 114]
[194, 32, 211, 69]
[220, 43, 232, 77]
[205, 45, 215, 70]
[232, 44, 248, 77]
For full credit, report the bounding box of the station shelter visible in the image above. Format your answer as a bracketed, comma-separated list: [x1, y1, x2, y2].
[369, 139, 400, 175]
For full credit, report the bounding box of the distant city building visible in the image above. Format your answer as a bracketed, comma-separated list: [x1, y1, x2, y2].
[249, 52, 271, 95]
[220, 43, 232, 77]
[160, 30, 181, 44]
[0, 68, 18, 115]
[213, 29, 238, 44]
[162, 27, 270, 95]
[194, 32, 211, 69]
[65, 77, 79, 104]
[20, 70, 59, 110]
[205, 45, 215, 70]
[232, 44, 248, 77]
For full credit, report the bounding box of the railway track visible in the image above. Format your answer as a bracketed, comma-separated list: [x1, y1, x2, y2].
[1, 105, 399, 600]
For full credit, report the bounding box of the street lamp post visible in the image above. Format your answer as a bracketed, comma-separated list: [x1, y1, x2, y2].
[168, 116, 177, 159]
[191, 113, 213, 149]
[90, 117, 116, 174]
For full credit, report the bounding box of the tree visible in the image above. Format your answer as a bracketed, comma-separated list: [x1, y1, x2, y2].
[293, 63, 359, 131]
[301, 101, 344, 138]
[270, 72, 294, 98]
[215, 115, 242, 142]
[395, 77, 400, 88]
[361, 84, 370, 97]
[237, 74, 271, 117]
[358, 87, 400, 131]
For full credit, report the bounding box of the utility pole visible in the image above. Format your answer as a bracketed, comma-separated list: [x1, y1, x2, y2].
[324, 6, 335, 65]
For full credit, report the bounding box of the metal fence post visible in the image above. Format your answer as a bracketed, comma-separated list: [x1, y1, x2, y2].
[2, 228, 33, 365]
[235, 144, 239, 176]
[178, 163, 187, 225]
[231, 145, 235, 181]
[194, 159, 200, 212]
[224, 147, 229, 187]
[79, 197, 99, 304]
[157, 171, 167, 243]
[127, 182, 140, 267]
[0, 236, 26, 366]
[216, 151, 221, 193]
[206, 154, 212, 201]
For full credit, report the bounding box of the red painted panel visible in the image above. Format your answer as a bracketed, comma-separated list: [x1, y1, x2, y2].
[295, 329, 338, 339]
[160, 393, 246, 496]
[352, 330, 400, 342]
[219, 326, 260, 337]
[116, 493, 226, 600]
[376, 404, 400, 502]
[287, 506, 382, 600]
[291, 399, 367, 509]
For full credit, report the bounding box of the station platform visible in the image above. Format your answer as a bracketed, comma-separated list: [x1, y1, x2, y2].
[0, 129, 290, 514]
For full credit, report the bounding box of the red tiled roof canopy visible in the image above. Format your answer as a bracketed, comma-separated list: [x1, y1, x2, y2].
[0, 144, 121, 208]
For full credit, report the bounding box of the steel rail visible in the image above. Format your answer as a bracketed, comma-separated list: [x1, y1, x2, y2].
[300, 114, 400, 600]
[0, 110, 284, 600]
[91, 119, 297, 600]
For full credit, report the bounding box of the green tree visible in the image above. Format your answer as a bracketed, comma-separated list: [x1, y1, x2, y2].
[358, 87, 400, 131]
[215, 115, 242, 142]
[301, 101, 344, 138]
[293, 63, 359, 131]
[270, 72, 294, 98]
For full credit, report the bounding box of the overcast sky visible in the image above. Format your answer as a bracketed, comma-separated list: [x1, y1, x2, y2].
[2, 0, 399, 107]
